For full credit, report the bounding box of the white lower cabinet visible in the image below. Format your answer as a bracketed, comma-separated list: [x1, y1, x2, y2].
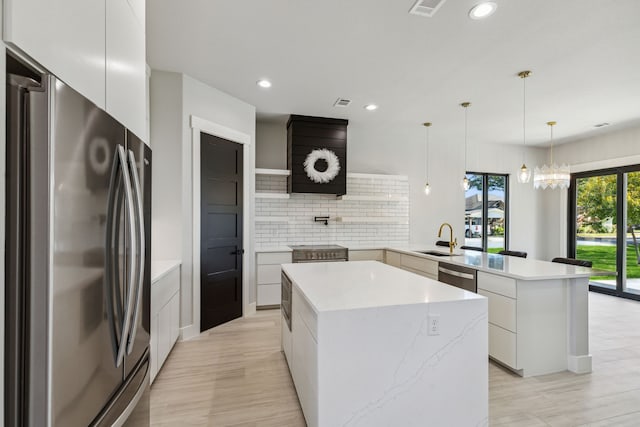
[478, 271, 568, 377]
[151, 264, 181, 383]
[256, 251, 292, 308]
[488, 323, 517, 368]
[384, 250, 438, 280]
[348, 249, 384, 261]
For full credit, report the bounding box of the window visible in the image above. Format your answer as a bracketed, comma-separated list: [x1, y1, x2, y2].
[464, 172, 508, 253]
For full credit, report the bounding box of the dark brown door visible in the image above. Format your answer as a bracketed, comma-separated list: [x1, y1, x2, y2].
[200, 133, 243, 331]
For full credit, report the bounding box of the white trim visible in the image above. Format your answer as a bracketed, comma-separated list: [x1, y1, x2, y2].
[244, 302, 257, 318]
[567, 354, 592, 374]
[190, 115, 251, 337]
[179, 324, 199, 341]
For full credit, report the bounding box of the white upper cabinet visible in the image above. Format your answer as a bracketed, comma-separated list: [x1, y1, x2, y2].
[3, 0, 106, 107]
[106, 0, 147, 140]
[127, 0, 146, 30]
[4, 0, 147, 141]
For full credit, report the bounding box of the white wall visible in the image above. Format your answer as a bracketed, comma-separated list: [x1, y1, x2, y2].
[150, 71, 256, 334]
[256, 119, 549, 258]
[180, 74, 256, 329]
[542, 124, 640, 259]
[150, 71, 183, 261]
[255, 121, 286, 169]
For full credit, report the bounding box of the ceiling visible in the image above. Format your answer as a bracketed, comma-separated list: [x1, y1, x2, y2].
[146, 0, 640, 147]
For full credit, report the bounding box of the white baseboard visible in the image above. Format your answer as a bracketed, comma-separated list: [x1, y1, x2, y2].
[568, 354, 592, 374]
[245, 302, 257, 317]
[179, 324, 200, 341]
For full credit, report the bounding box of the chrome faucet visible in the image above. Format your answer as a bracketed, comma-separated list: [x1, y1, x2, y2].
[438, 222, 458, 254]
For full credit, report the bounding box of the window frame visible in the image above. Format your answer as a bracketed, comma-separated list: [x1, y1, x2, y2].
[465, 171, 509, 252]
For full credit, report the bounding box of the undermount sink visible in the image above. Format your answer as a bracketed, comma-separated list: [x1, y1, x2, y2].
[419, 250, 464, 257]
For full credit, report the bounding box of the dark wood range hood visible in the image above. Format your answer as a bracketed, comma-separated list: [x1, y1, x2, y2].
[286, 114, 348, 195]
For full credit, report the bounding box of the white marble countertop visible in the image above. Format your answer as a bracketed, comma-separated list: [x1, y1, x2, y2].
[386, 245, 612, 280]
[255, 246, 293, 253]
[151, 259, 181, 283]
[282, 260, 483, 313]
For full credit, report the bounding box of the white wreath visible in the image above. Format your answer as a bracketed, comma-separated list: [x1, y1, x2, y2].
[304, 149, 341, 183]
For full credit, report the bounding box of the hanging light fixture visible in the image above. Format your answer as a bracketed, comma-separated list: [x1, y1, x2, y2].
[533, 121, 570, 190]
[461, 102, 471, 191]
[423, 122, 432, 195]
[516, 70, 532, 183]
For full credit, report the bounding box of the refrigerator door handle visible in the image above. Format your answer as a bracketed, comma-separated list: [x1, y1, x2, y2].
[125, 149, 145, 354]
[105, 148, 123, 364]
[116, 145, 138, 368]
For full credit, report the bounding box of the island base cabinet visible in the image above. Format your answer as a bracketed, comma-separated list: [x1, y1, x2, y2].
[488, 324, 517, 369]
[281, 314, 292, 368]
[479, 271, 572, 377]
[286, 285, 488, 426]
[291, 288, 318, 427]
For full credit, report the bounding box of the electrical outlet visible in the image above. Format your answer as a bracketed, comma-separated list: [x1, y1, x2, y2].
[428, 314, 440, 336]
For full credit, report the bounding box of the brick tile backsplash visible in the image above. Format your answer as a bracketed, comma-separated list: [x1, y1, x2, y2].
[255, 174, 410, 246]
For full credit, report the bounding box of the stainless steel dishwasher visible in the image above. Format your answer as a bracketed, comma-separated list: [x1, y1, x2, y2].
[438, 262, 477, 293]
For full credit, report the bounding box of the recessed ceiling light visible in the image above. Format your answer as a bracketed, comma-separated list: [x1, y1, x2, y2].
[256, 79, 272, 88]
[364, 104, 378, 111]
[469, 2, 497, 20]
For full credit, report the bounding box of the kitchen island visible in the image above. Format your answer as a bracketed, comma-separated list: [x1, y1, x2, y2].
[384, 246, 612, 377]
[281, 260, 487, 427]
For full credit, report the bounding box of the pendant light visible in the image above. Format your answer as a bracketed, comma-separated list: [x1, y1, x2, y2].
[423, 122, 432, 195]
[516, 70, 532, 183]
[461, 102, 471, 191]
[533, 121, 570, 190]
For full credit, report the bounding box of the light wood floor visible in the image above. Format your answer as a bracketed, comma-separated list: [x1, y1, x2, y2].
[151, 292, 640, 426]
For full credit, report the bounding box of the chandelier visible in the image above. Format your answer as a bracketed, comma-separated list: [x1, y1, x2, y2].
[533, 121, 570, 190]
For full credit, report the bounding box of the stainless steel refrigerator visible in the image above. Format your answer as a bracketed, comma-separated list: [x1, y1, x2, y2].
[6, 58, 151, 426]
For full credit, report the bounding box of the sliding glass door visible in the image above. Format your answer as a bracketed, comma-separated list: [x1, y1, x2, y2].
[569, 166, 640, 300]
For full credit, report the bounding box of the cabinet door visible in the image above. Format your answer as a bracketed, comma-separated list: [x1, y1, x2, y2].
[106, 0, 146, 139]
[349, 250, 384, 262]
[169, 292, 180, 345]
[157, 302, 172, 369]
[4, 0, 106, 107]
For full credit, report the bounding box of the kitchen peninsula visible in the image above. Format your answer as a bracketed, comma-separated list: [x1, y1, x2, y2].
[383, 246, 609, 377]
[281, 260, 487, 427]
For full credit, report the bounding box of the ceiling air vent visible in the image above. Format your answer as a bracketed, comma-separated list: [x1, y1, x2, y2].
[409, 0, 448, 17]
[333, 98, 352, 108]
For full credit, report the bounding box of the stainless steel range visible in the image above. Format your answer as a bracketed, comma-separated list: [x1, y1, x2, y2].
[290, 244, 349, 262]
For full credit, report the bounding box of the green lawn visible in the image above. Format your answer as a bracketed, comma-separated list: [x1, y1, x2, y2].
[577, 244, 640, 280]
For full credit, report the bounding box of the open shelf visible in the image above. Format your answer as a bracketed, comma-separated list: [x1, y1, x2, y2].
[255, 216, 290, 223]
[255, 192, 290, 199]
[255, 168, 290, 176]
[337, 194, 408, 202]
[335, 216, 409, 224]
